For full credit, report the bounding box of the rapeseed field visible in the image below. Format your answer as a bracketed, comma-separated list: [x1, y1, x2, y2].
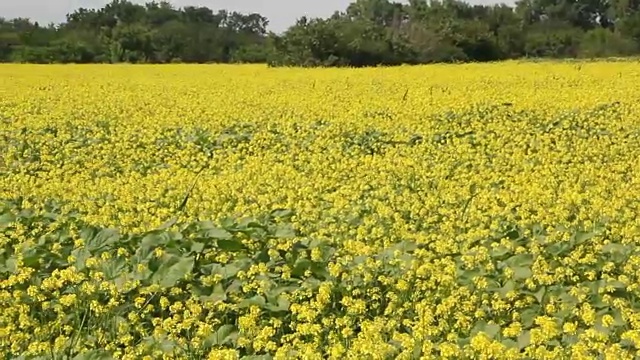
[1, 62, 640, 359]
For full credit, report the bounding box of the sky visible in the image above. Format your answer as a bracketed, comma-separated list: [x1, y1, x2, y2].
[0, 0, 510, 32]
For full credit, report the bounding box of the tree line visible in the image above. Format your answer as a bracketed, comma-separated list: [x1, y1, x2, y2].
[2, 0, 640, 66]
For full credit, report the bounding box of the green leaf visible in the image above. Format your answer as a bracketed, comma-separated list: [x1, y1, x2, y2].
[601, 243, 631, 263]
[143, 334, 178, 352]
[292, 258, 312, 278]
[470, 320, 488, 336]
[558, 291, 578, 306]
[490, 246, 511, 258]
[595, 317, 612, 335]
[573, 230, 595, 245]
[72, 247, 91, 271]
[238, 295, 266, 309]
[241, 356, 273, 360]
[265, 296, 290, 313]
[520, 307, 540, 328]
[226, 279, 243, 294]
[498, 280, 515, 298]
[212, 282, 226, 296]
[217, 239, 246, 252]
[484, 323, 501, 339]
[512, 266, 532, 280]
[517, 330, 531, 350]
[219, 217, 237, 229]
[18, 209, 34, 219]
[204, 324, 237, 347]
[254, 249, 270, 263]
[310, 263, 330, 280]
[562, 334, 579, 346]
[220, 261, 246, 280]
[534, 286, 546, 303]
[613, 309, 626, 327]
[4, 257, 18, 274]
[412, 340, 423, 359]
[267, 286, 299, 301]
[505, 228, 520, 240]
[158, 217, 177, 230]
[190, 242, 205, 254]
[507, 253, 534, 267]
[592, 294, 609, 309]
[546, 340, 561, 347]
[237, 217, 265, 230]
[72, 350, 114, 360]
[140, 231, 171, 249]
[456, 336, 471, 348]
[89, 229, 119, 250]
[271, 209, 294, 219]
[202, 227, 233, 240]
[80, 227, 96, 243]
[153, 256, 194, 288]
[275, 224, 296, 238]
[608, 280, 627, 290]
[102, 256, 128, 281]
[458, 268, 482, 285]
[22, 248, 41, 269]
[602, 243, 628, 254]
[547, 242, 572, 256]
[0, 213, 16, 228]
[200, 283, 227, 303]
[584, 280, 605, 294]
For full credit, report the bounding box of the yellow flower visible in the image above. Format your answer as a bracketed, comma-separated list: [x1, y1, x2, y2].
[59, 294, 77, 307]
[3, 61, 640, 358]
[563, 322, 578, 335]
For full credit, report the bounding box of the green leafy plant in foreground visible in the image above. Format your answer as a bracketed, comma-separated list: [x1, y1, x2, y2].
[3, 199, 640, 359]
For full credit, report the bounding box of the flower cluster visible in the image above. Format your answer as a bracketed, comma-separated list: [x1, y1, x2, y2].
[1, 61, 640, 359]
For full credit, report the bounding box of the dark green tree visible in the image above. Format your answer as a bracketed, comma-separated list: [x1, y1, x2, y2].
[3, 0, 640, 65]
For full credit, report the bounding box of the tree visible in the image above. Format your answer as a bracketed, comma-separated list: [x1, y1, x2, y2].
[3, 0, 640, 65]
[579, 27, 637, 57]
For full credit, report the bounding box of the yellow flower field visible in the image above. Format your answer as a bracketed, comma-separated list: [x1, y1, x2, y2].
[1, 61, 640, 359]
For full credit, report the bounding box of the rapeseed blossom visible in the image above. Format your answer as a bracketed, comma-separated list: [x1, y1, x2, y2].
[1, 62, 640, 358]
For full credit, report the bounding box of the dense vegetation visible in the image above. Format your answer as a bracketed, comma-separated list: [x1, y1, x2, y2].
[2, 62, 640, 358]
[3, 0, 640, 66]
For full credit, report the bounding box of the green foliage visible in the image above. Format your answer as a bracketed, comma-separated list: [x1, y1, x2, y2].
[4, 196, 640, 357]
[3, 0, 640, 65]
[579, 28, 639, 57]
[0, 1, 269, 64]
[269, 0, 640, 66]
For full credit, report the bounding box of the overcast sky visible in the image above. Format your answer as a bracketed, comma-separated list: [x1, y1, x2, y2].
[0, 0, 511, 32]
